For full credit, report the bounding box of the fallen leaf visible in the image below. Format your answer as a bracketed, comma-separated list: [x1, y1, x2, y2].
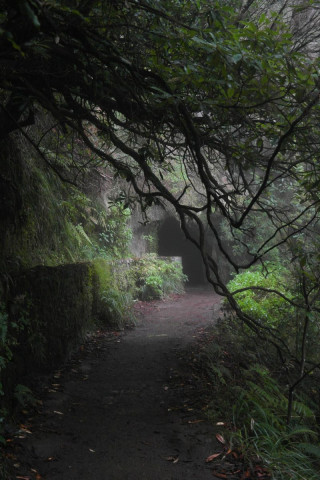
[205, 452, 222, 462]
[53, 411, 63, 415]
[255, 467, 271, 478]
[19, 424, 31, 430]
[19, 425, 32, 434]
[188, 419, 204, 424]
[5, 452, 16, 459]
[163, 455, 179, 463]
[215, 434, 226, 445]
[89, 448, 95, 453]
[211, 472, 227, 479]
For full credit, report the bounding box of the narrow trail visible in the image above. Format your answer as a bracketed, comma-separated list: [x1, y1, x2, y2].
[13, 287, 222, 480]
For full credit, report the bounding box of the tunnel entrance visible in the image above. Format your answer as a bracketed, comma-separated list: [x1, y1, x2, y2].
[158, 217, 207, 285]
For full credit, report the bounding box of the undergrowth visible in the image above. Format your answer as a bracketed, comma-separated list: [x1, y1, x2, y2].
[195, 316, 320, 480]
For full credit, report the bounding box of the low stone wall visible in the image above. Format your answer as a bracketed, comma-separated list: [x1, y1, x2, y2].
[1, 255, 185, 407]
[2, 263, 96, 409]
[9, 263, 94, 370]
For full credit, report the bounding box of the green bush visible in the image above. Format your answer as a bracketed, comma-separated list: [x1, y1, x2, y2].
[227, 264, 294, 328]
[132, 254, 187, 300]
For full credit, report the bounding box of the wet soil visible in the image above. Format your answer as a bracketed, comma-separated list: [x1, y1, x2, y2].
[8, 287, 223, 479]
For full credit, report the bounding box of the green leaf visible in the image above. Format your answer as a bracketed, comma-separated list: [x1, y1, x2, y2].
[227, 87, 235, 98]
[231, 53, 242, 64]
[257, 138, 263, 150]
[21, 2, 41, 29]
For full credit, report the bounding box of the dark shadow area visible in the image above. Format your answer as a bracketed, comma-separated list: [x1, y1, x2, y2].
[158, 217, 207, 285]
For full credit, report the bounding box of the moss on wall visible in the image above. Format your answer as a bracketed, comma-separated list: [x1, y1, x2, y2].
[91, 258, 135, 328]
[0, 134, 133, 278]
[9, 263, 94, 370]
[1, 258, 138, 406]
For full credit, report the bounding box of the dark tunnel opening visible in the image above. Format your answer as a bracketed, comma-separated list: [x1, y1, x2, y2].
[158, 217, 207, 286]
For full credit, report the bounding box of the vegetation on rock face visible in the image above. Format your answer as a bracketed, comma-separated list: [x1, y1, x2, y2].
[0, 138, 133, 273]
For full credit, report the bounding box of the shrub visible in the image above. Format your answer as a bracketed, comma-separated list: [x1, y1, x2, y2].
[227, 264, 294, 328]
[132, 254, 187, 300]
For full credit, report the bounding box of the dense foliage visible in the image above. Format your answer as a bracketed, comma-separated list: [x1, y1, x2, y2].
[2, 0, 320, 476]
[227, 265, 294, 328]
[1, 0, 320, 347]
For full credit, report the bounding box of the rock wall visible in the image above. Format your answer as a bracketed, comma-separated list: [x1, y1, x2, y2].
[2, 260, 133, 408]
[9, 263, 94, 371]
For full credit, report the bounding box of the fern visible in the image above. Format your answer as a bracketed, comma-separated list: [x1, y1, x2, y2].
[292, 400, 315, 421]
[231, 366, 319, 480]
[75, 223, 93, 245]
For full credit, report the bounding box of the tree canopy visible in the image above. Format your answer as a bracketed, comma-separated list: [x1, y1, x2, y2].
[2, 0, 320, 361]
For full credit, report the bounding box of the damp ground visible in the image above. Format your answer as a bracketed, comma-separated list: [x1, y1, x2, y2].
[7, 287, 224, 480]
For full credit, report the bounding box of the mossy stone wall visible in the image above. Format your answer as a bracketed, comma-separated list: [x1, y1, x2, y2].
[9, 263, 94, 372]
[3, 259, 133, 399]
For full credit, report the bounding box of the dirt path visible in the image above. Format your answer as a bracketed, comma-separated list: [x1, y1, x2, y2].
[11, 287, 223, 479]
